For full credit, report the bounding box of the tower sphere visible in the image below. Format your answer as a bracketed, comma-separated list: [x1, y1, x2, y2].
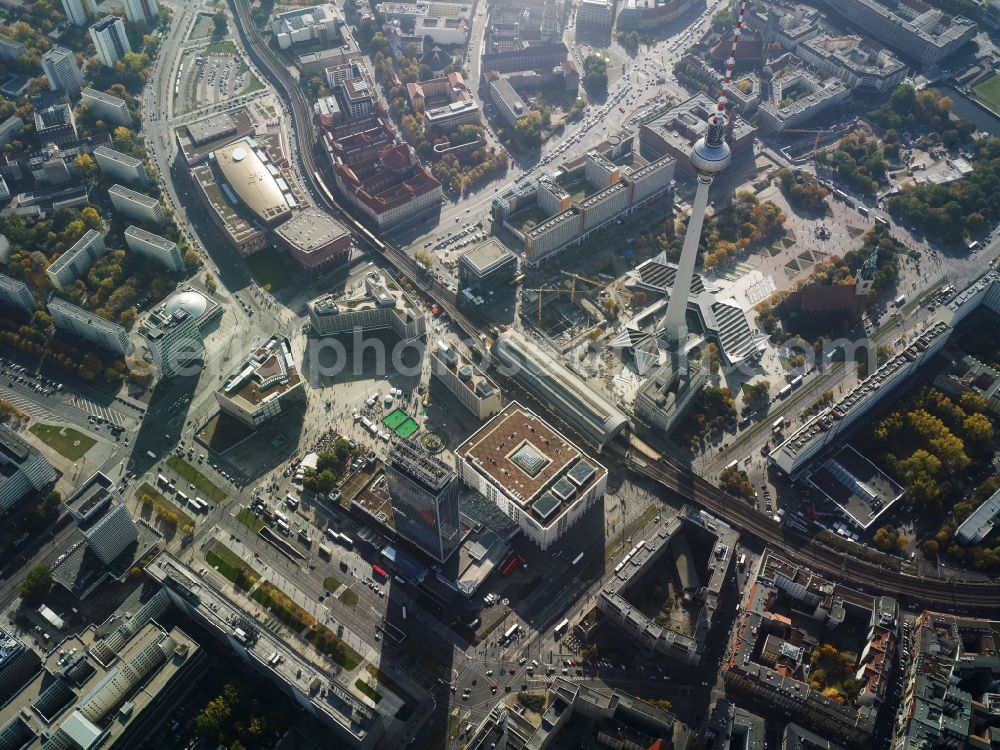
[691, 134, 732, 176]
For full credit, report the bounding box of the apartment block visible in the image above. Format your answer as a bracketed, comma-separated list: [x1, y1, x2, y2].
[81, 88, 132, 126]
[123, 225, 182, 271]
[109, 183, 164, 224]
[90, 16, 132, 68]
[0, 115, 23, 147]
[123, 0, 159, 24]
[45, 229, 106, 289]
[0, 424, 55, 514]
[41, 47, 83, 97]
[0, 272, 35, 315]
[47, 297, 132, 355]
[430, 341, 502, 420]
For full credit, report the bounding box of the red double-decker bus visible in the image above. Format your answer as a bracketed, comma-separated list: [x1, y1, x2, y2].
[499, 554, 520, 577]
[372, 564, 388, 580]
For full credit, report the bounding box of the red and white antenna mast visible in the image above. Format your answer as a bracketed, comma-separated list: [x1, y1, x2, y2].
[707, 0, 749, 146]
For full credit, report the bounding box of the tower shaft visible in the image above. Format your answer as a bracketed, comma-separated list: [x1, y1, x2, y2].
[662, 173, 713, 343]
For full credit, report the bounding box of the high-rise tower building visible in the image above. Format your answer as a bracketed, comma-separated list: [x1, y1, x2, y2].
[661, 0, 747, 344]
[124, 0, 159, 25]
[386, 438, 461, 562]
[90, 16, 131, 68]
[41, 47, 84, 97]
[61, 0, 96, 27]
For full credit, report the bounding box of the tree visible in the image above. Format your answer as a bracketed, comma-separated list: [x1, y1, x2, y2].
[212, 10, 228, 35]
[414, 250, 433, 271]
[195, 695, 232, 735]
[581, 55, 608, 95]
[19, 563, 52, 601]
[73, 154, 97, 180]
[921, 539, 940, 558]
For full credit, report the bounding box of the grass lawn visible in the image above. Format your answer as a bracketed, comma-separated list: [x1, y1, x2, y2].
[974, 74, 1000, 113]
[28, 423, 96, 461]
[206, 542, 259, 590]
[166, 455, 226, 502]
[339, 588, 359, 607]
[196, 412, 254, 453]
[244, 246, 292, 292]
[243, 73, 265, 94]
[236, 507, 264, 533]
[323, 575, 341, 592]
[205, 39, 238, 55]
[306, 625, 363, 669]
[136, 482, 196, 530]
[354, 679, 382, 703]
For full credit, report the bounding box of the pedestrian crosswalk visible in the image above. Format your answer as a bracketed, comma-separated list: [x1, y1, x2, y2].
[0, 390, 57, 421]
[71, 395, 128, 427]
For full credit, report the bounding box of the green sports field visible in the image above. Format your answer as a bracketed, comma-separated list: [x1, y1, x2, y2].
[382, 408, 419, 438]
[974, 75, 1000, 114]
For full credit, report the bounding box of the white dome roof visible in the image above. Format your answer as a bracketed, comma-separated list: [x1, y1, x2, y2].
[164, 290, 208, 319]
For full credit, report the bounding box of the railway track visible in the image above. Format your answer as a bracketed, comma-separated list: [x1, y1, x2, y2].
[628, 454, 1000, 610]
[228, 0, 997, 611]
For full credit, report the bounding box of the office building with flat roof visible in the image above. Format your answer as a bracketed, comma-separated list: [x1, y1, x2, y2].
[147, 552, 385, 749]
[458, 238, 517, 293]
[0, 272, 34, 315]
[827, 0, 977, 66]
[64, 471, 116, 523]
[0, 615, 205, 750]
[0, 424, 55, 514]
[81, 503, 139, 564]
[430, 341, 502, 420]
[0, 626, 40, 707]
[109, 183, 164, 224]
[41, 47, 83, 97]
[796, 34, 907, 94]
[576, 0, 613, 32]
[491, 330, 629, 450]
[307, 271, 426, 339]
[94, 145, 148, 185]
[81, 88, 132, 126]
[124, 225, 183, 272]
[139, 287, 223, 378]
[273, 207, 351, 269]
[955, 486, 1000, 545]
[216, 335, 303, 427]
[33, 100, 77, 146]
[616, 0, 699, 30]
[600, 507, 737, 664]
[90, 16, 131, 68]
[47, 297, 132, 355]
[0, 115, 23, 147]
[386, 438, 462, 562]
[270, 2, 342, 49]
[456, 401, 608, 550]
[46, 229, 106, 289]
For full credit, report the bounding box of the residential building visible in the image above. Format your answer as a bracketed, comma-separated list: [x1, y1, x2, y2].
[147, 552, 384, 749]
[109, 183, 164, 224]
[491, 330, 629, 450]
[405, 72, 471, 111]
[273, 207, 351, 270]
[139, 287, 223, 378]
[480, 41, 568, 77]
[215, 335, 303, 427]
[307, 271, 425, 339]
[41, 47, 83, 97]
[0, 272, 34, 315]
[458, 238, 517, 293]
[93, 145, 148, 185]
[576, 0, 613, 33]
[46, 229, 106, 289]
[124, 225, 183, 272]
[826, 0, 977, 66]
[456, 401, 608, 550]
[81, 503, 138, 564]
[90, 16, 132, 68]
[61, 0, 96, 27]
[123, 0, 159, 25]
[411, 14, 468, 45]
[430, 341, 502, 420]
[707, 700, 767, 750]
[0, 115, 23, 147]
[47, 297, 132, 355]
[784, 723, 846, 750]
[0, 38, 26, 62]
[0, 424, 55, 514]
[0, 613, 206, 750]
[600, 507, 737, 664]
[0, 175, 7, 202]
[796, 34, 908, 94]
[0, 626, 40, 707]
[33, 101, 77, 146]
[81, 88, 132, 126]
[326, 61, 378, 118]
[758, 68, 851, 133]
[386, 438, 462, 562]
[270, 3, 342, 49]
[488, 75, 527, 127]
[423, 99, 480, 130]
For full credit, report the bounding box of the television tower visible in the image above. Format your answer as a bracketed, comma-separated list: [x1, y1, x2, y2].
[661, 0, 748, 343]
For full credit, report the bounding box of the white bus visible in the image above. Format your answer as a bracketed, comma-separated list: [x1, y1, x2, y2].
[276, 519, 290, 535]
[176, 490, 189, 504]
[401, 606, 407, 620]
[738, 553, 747, 568]
[503, 624, 519, 642]
[772, 417, 785, 434]
[156, 474, 170, 488]
[571, 552, 584, 567]
[336, 534, 353, 549]
[554, 619, 569, 638]
[318, 544, 332, 558]
[195, 497, 208, 512]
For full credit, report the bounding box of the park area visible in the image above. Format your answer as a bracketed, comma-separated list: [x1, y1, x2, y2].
[974, 75, 1000, 114]
[382, 408, 419, 439]
[28, 423, 96, 461]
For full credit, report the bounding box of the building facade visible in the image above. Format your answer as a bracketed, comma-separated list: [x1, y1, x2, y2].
[386, 438, 462, 562]
[123, 0, 159, 24]
[139, 288, 223, 378]
[124, 225, 183, 272]
[41, 47, 84, 97]
[0, 272, 34, 315]
[430, 341, 503, 420]
[90, 16, 132, 68]
[215, 336, 303, 427]
[94, 145, 148, 184]
[109, 183, 164, 224]
[46, 229, 106, 289]
[0, 424, 55, 514]
[60, 0, 96, 26]
[82, 88, 132, 126]
[47, 296, 132, 354]
[81, 503, 138, 564]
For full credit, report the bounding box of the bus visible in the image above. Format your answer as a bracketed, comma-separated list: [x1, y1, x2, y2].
[276, 519, 290, 536]
[554, 619, 569, 639]
[318, 544, 332, 558]
[176, 490, 189, 504]
[401, 606, 407, 620]
[894, 294, 907, 308]
[337, 534, 353, 549]
[276, 512, 288, 525]
[195, 497, 208, 512]
[738, 553, 747, 568]
[502, 624, 519, 642]
[772, 417, 785, 435]
[372, 564, 388, 580]
[156, 474, 170, 488]
[571, 552, 584, 567]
